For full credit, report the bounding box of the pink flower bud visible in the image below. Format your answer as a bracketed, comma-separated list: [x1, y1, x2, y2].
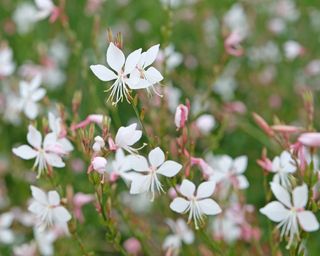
[252, 113, 274, 137]
[272, 125, 302, 134]
[123, 237, 141, 255]
[175, 104, 189, 129]
[73, 193, 94, 223]
[298, 132, 320, 147]
[195, 114, 216, 134]
[91, 157, 107, 174]
[108, 137, 117, 151]
[224, 32, 244, 57]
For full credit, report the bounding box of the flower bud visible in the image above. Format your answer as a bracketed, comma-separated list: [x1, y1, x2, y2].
[91, 157, 107, 174]
[174, 104, 189, 129]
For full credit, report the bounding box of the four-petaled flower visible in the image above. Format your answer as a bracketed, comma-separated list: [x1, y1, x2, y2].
[114, 123, 143, 154]
[170, 179, 222, 229]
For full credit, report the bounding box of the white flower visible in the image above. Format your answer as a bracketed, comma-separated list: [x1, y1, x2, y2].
[92, 136, 105, 152]
[0, 45, 15, 78]
[34, 0, 55, 20]
[195, 114, 216, 134]
[130, 44, 163, 93]
[260, 182, 319, 248]
[34, 227, 56, 256]
[18, 75, 46, 120]
[284, 40, 303, 60]
[163, 218, 194, 254]
[271, 151, 296, 189]
[13, 241, 37, 256]
[212, 216, 241, 243]
[107, 149, 131, 181]
[127, 147, 182, 200]
[28, 186, 71, 231]
[90, 43, 142, 104]
[0, 212, 15, 244]
[12, 125, 66, 178]
[48, 112, 73, 152]
[170, 179, 222, 229]
[12, 3, 37, 35]
[114, 123, 143, 154]
[158, 44, 183, 71]
[209, 155, 249, 190]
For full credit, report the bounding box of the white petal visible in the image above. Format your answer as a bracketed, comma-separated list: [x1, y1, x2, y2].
[148, 147, 165, 168]
[35, 0, 54, 10]
[45, 153, 65, 168]
[233, 156, 248, 174]
[144, 44, 160, 67]
[157, 161, 182, 177]
[237, 175, 249, 189]
[129, 174, 150, 194]
[24, 101, 38, 120]
[58, 138, 74, 152]
[28, 201, 45, 214]
[124, 48, 142, 75]
[127, 155, 149, 172]
[170, 197, 190, 213]
[30, 186, 48, 205]
[297, 211, 319, 232]
[27, 125, 42, 149]
[126, 131, 142, 146]
[90, 65, 117, 82]
[12, 145, 38, 160]
[48, 191, 60, 206]
[198, 199, 222, 215]
[29, 74, 42, 90]
[196, 181, 216, 199]
[106, 43, 125, 73]
[53, 206, 71, 223]
[293, 183, 308, 209]
[145, 67, 163, 84]
[260, 201, 289, 222]
[270, 182, 291, 208]
[180, 179, 196, 198]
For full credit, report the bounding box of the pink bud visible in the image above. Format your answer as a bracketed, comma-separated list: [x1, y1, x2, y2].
[71, 114, 104, 131]
[174, 104, 189, 129]
[252, 113, 274, 137]
[123, 238, 141, 255]
[91, 157, 107, 174]
[256, 158, 273, 172]
[108, 137, 117, 151]
[73, 193, 94, 223]
[272, 125, 302, 134]
[298, 132, 320, 147]
[224, 32, 244, 57]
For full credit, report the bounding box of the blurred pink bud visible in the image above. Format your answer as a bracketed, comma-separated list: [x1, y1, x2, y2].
[195, 114, 216, 134]
[298, 133, 320, 147]
[73, 193, 94, 223]
[175, 104, 189, 129]
[49, 7, 61, 23]
[123, 237, 141, 255]
[291, 142, 307, 172]
[91, 157, 107, 174]
[256, 158, 273, 172]
[108, 137, 117, 151]
[168, 186, 180, 199]
[252, 113, 274, 137]
[224, 101, 247, 114]
[272, 125, 302, 134]
[224, 32, 244, 57]
[71, 158, 85, 173]
[71, 114, 104, 131]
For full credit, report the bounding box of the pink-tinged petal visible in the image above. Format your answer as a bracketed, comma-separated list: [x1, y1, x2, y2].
[180, 179, 196, 198]
[170, 197, 190, 213]
[198, 199, 222, 215]
[270, 182, 291, 208]
[145, 67, 163, 84]
[129, 174, 150, 194]
[58, 138, 74, 152]
[260, 201, 289, 222]
[53, 206, 71, 223]
[90, 65, 117, 82]
[45, 153, 65, 168]
[234, 156, 248, 174]
[27, 125, 42, 149]
[24, 101, 38, 120]
[196, 181, 216, 199]
[127, 155, 149, 172]
[28, 202, 45, 214]
[148, 147, 165, 168]
[31, 88, 46, 102]
[106, 43, 125, 73]
[297, 211, 319, 232]
[237, 175, 249, 189]
[48, 191, 60, 206]
[144, 44, 160, 67]
[157, 160, 182, 177]
[30, 186, 47, 205]
[124, 48, 142, 75]
[35, 0, 54, 10]
[293, 184, 308, 209]
[12, 145, 38, 160]
[92, 156, 107, 174]
[298, 133, 320, 147]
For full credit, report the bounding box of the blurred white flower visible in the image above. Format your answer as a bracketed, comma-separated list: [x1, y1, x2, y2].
[212, 214, 241, 243]
[170, 179, 222, 229]
[195, 114, 216, 134]
[260, 182, 319, 248]
[223, 3, 249, 38]
[0, 212, 15, 244]
[13, 241, 37, 256]
[0, 45, 15, 78]
[92, 135, 105, 152]
[284, 40, 303, 60]
[34, 0, 56, 21]
[12, 125, 66, 178]
[158, 44, 183, 71]
[12, 3, 37, 34]
[127, 147, 182, 200]
[18, 75, 46, 120]
[28, 186, 71, 231]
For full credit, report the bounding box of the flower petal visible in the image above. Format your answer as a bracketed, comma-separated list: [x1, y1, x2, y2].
[124, 48, 142, 75]
[53, 206, 71, 223]
[196, 181, 216, 199]
[45, 153, 65, 168]
[144, 44, 160, 67]
[170, 197, 189, 213]
[12, 145, 38, 160]
[31, 88, 46, 102]
[30, 186, 47, 205]
[24, 101, 38, 120]
[198, 199, 222, 215]
[297, 211, 319, 232]
[293, 183, 308, 209]
[27, 125, 42, 149]
[48, 191, 60, 206]
[106, 43, 125, 73]
[157, 160, 182, 177]
[90, 64, 117, 82]
[270, 182, 291, 208]
[145, 67, 163, 84]
[260, 201, 289, 222]
[237, 175, 249, 189]
[129, 173, 150, 194]
[148, 147, 165, 168]
[233, 156, 247, 174]
[127, 155, 149, 172]
[179, 179, 196, 198]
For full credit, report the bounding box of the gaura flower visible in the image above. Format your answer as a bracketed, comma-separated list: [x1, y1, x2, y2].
[92, 136, 105, 152]
[12, 125, 66, 178]
[114, 123, 143, 154]
[34, 0, 58, 22]
[28, 186, 71, 231]
[127, 147, 182, 201]
[0, 212, 15, 244]
[18, 75, 46, 120]
[260, 182, 319, 248]
[170, 179, 222, 229]
[0, 45, 15, 78]
[270, 151, 296, 189]
[90, 43, 142, 104]
[174, 104, 189, 129]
